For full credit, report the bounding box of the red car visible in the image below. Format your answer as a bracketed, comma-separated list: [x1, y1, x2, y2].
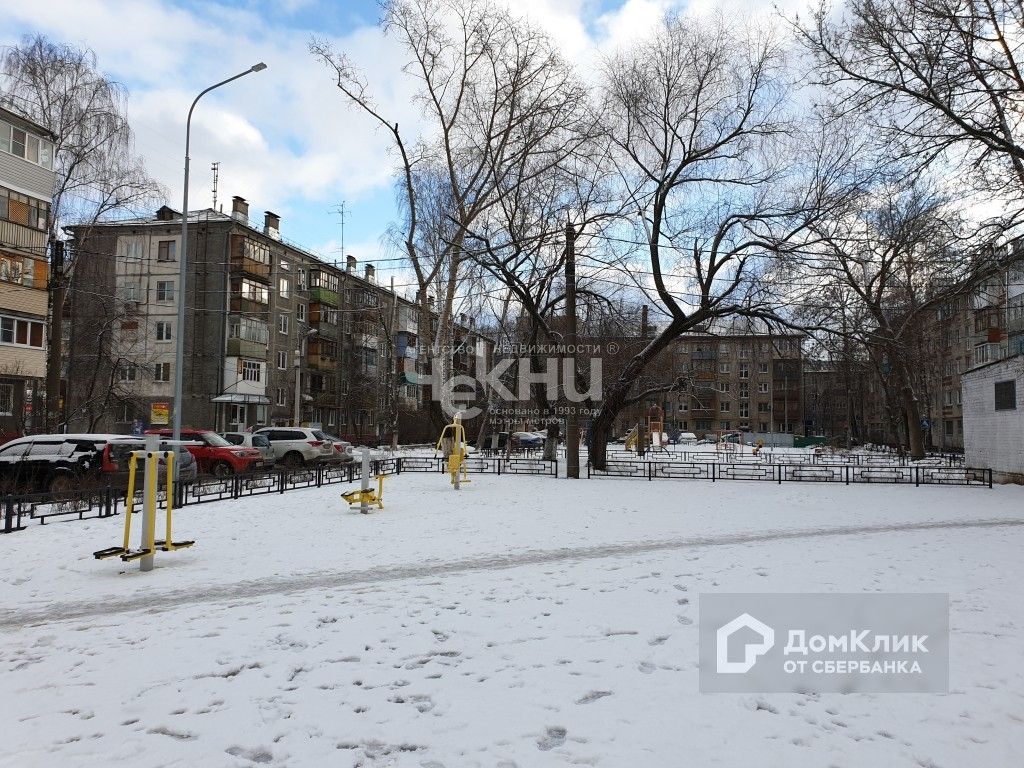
[145, 428, 263, 476]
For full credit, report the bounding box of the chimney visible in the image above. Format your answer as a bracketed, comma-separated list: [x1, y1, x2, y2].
[231, 196, 249, 222]
[364, 264, 375, 282]
[155, 205, 179, 221]
[264, 211, 281, 240]
[346, 254, 356, 273]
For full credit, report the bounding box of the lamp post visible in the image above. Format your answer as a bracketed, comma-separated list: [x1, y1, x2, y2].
[172, 62, 267, 443]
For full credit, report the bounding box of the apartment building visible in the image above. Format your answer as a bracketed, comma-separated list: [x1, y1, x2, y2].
[0, 107, 55, 439]
[65, 196, 442, 442]
[611, 320, 805, 439]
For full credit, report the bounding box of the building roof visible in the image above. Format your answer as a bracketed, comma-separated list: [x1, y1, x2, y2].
[0, 105, 57, 141]
[963, 353, 1023, 377]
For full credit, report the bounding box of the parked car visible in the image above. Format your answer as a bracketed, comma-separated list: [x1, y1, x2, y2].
[512, 431, 544, 448]
[145, 428, 263, 476]
[253, 427, 334, 467]
[0, 434, 198, 494]
[0, 434, 109, 493]
[103, 437, 199, 485]
[220, 432, 277, 468]
[317, 434, 355, 464]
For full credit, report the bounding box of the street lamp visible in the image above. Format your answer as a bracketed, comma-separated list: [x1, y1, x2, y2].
[172, 62, 267, 443]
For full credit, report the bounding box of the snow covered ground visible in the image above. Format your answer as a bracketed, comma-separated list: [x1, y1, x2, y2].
[2, 474, 1023, 767]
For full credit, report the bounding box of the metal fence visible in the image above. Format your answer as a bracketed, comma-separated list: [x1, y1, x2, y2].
[587, 459, 992, 487]
[0, 455, 553, 533]
[597, 448, 965, 468]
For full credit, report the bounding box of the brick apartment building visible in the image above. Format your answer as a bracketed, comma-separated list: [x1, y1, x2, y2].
[65, 196, 484, 443]
[0, 107, 55, 440]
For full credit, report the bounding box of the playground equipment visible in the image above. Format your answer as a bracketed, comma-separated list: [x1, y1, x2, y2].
[623, 425, 639, 452]
[342, 447, 384, 513]
[435, 412, 470, 489]
[623, 406, 668, 456]
[93, 435, 194, 571]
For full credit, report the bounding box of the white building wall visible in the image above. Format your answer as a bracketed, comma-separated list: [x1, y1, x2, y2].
[962, 357, 1024, 482]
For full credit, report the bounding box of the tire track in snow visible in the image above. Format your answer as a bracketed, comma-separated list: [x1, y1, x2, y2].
[3, 517, 1023, 629]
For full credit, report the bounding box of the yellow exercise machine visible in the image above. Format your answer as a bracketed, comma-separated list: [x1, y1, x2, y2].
[435, 412, 470, 489]
[93, 445, 194, 571]
[342, 446, 385, 513]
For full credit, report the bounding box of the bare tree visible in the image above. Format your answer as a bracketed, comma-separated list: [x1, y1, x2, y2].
[793, 0, 1024, 205]
[311, 0, 592, 431]
[1, 34, 163, 430]
[799, 180, 1002, 457]
[587, 15, 848, 469]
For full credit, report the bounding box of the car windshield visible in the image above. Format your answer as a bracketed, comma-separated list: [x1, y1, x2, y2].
[312, 430, 330, 441]
[201, 431, 232, 447]
[251, 435, 269, 448]
[221, 434, 243, 445]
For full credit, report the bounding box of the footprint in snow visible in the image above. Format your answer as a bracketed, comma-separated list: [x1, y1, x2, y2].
[225, 745, 273, 764]
[575, 690, 613, 704]
[537, 726, 567, 751]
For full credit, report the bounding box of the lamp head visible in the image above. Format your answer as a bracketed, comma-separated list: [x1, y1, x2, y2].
[251, 62, 267, 72]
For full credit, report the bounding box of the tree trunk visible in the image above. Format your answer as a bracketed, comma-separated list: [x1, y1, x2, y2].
[590, 320, 684, 470]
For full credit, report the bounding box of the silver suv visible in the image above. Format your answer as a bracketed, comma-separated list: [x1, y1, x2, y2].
[253, 427, 334, 468]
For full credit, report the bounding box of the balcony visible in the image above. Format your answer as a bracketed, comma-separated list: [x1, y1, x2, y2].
[229, 296, 269, 315]
[307, 353, 337, 371]
[309, 286, 339, 307]
[229, 253, 271, 282]
[226, 338, 267, 360]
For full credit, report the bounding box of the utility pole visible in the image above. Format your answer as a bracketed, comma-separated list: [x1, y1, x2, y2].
[565, 219, 580, 479]
[45, 240, 65, 432]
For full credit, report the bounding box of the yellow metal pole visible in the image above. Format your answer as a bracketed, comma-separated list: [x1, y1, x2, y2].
[146, 450, 158, 553]
[122, 452, 138, 552]
[164, 451, 174, 548]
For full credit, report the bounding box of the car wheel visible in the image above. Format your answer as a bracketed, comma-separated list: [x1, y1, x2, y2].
[282, 451, 304, 469]
[211, 461, 234, 477]
[48, 471, 74, 494]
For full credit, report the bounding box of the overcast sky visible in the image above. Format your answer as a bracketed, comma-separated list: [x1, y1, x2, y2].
[0, 0, 796, 287]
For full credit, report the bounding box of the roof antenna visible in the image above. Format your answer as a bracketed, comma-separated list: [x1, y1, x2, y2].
[211, 161, 220, 210]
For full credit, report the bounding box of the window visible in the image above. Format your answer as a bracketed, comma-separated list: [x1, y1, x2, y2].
[155, 321, 172, 341]
[157, 241, 177, 262]
[154, 362, 171, 382]
[718, 343, 731, 356]
[759, 382, 769, 393]
[242, 360, 262, 383]
[759, 362, 769, 374]
[719, 362, 731, 374]
[296, 303, 306, 322]
[118, 364, 137, 382]
[298, 268, 307, 290]
[327, 410, 335, 426]
[276, 387, 287, 407]
[238, 278, 269, 304]
[243, 239, 270, 265]
[759, 422, 768, 432]
[118, 280, 139, 302]
[739, 382, 749, 399]
[279, 278, 290, 299]
[156, 281, 174, 301]
[995, 380, 1017, 411]
[277, 351, 288, 370]
[720, 402, 731, 413]
[10, 127, 25, 158]
[758, 402, 772, 413]
[119, 238, 143, 260]
[739, 363, 749, 379]
[0, 383, 13, 416]
[739, 403, 749, 418]
[739, 348, 750, 359]
[0, 315, 45, 348]
[718, 382, 730, 393]
[278, 315, 289, 335]
[229, 316, 269, 345]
